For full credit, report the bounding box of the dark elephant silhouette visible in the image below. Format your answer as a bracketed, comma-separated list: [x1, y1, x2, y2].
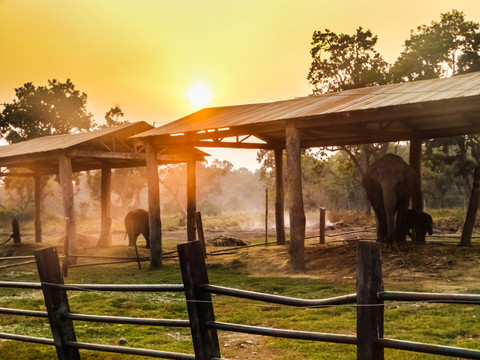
[124, 209, 150, 248]
[406, 209, 433, 243]
[363, 154, 419, 245]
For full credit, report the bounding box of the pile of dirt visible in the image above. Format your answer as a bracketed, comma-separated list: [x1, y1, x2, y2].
[209, 236, 248, 247]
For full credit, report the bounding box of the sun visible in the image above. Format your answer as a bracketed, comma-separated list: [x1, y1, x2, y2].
[187, 83, 211, 109]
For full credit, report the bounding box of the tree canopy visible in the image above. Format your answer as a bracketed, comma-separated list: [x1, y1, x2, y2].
[307, 27, 389, 94]
[0, 79, 93, 143]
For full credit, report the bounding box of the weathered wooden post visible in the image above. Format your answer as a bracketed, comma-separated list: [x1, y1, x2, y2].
[187, 161, 196, 242]
[409, 136, 423, 211]
[356, 241, 384, 360]
[265, 188, 268, 247]
[178, 241, 220, 360]
[59, 155, 77, 265]
[34, 247, 80, 360]
[274, 148, 286, 245]
[319, 207, 325, 245]
[195, 211, 206, 257]
[285, 121, 306, 270]
[97, 165, 112, 247]
[145, 140, 162, 268]
[11, 218, 21, 245]
[34, 174, 43, 243]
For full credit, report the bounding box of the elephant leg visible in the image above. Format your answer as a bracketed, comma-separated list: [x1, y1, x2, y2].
[142, 231, 150, 249]
[383, 194, 397, 245]
[127, 232, 136, 247]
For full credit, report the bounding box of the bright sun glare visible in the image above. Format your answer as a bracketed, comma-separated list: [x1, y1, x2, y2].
[187, 83, 211, 109]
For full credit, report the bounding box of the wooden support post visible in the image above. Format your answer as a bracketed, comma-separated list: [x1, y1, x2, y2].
[195, 212, 206, 256]
[58, 155, 77, 265]
[265, 188, 268, 247]
[145, 141, 162, 269]
[34, 247, 80, 360]
[178, 241, 221, 360]
[187, 161, 196, 242]
[34, 174, 43, 243]
[97, 165, 112, 247]
[319, 208, 325, 244]
[356, 241, 384, 360]
[274, 148, 286, 245]
[12, 218, 21, 245]
[409, 137, 423, 211]
[285, 122, 306, 270]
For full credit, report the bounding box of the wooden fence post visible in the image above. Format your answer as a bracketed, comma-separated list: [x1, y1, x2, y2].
[178, 241, 220, 360]
[319, 208, 325, 245]
[34, 246, 80, 360]
[195, 212, 206, 257]
[356, 241, 384, 360]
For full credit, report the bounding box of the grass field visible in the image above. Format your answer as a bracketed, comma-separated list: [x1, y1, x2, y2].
[0, 219, 479, 359]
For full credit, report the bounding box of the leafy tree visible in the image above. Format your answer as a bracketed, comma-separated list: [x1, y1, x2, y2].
[0, 79, 93, 143]
[104, 106, 128, 127]
[307, 27, 389, 94]
[391, 10, 480, 81]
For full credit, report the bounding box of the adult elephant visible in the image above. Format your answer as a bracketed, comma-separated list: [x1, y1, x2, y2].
[406, 209, 433, 243]
[363, 154, 419, 245]
[124, 209, 150, 248]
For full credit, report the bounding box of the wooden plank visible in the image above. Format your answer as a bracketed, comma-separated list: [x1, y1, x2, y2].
[186, 161, 196, 242]
[58, 155, 77, 265]
[66, 149, 145, 160]
[145, 141, 162, 268]
[34, 247, 80, 360]
[285, 122, 306, 270]
[178, 241, 221, 360]
[356, 241, 384, 360]
[34, 175, 42, 243]
[274, 148, 286, 245]
[97, 165, 112, 246]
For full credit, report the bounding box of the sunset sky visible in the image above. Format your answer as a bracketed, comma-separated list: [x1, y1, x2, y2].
[1, 0, 480, 168]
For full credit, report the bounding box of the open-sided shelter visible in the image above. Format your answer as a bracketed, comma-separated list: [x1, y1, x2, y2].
[133, 71, 480, 270]
[0, 122, 208, 268]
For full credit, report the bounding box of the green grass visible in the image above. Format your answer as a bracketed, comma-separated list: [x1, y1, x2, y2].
[1, 260, 480, 359]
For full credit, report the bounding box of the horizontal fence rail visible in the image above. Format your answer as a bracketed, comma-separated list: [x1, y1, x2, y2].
[203, 284, 357, 307]
[64, 313, 190, 327]
[379, 291, 480, 304]
[209, 321, 357, 344]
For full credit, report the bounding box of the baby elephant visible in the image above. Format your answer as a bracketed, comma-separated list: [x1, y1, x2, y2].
[124, 209, 150, 248]
[406, 209, 433, 244]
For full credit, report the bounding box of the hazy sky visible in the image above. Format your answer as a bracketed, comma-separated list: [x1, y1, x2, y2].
[1, 0, 480, 168]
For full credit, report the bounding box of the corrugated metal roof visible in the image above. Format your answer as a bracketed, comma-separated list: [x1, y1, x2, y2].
[135, 71, 480, 138]
[0, 122, 153, 159]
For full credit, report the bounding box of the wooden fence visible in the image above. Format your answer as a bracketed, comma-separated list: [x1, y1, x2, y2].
[0, 241, 479, 359]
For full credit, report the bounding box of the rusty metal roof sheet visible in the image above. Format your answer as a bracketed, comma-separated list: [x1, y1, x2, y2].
[135, 71, 480, 139]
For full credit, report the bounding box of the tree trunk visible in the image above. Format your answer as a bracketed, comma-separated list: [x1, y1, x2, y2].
[285, 122, 305, 271]
[274, 148, 286, 245]
[460, 166, 480, 247]
[409, 137, 423, 211]
[145, 141, 162, 268]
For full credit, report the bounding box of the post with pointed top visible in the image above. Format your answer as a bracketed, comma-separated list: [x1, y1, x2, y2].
[35, 247, 80, 360]
[178, 241, 220, 360]
[356, 241, 384, 360]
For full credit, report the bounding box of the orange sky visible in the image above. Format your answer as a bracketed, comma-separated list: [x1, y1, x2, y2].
[1, 0, 480, 168]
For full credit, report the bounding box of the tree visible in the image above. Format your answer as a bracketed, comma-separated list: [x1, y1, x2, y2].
[307, 27, 389, 94]
[391, 10, 480, 82]
[0, 79, 93, 143]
